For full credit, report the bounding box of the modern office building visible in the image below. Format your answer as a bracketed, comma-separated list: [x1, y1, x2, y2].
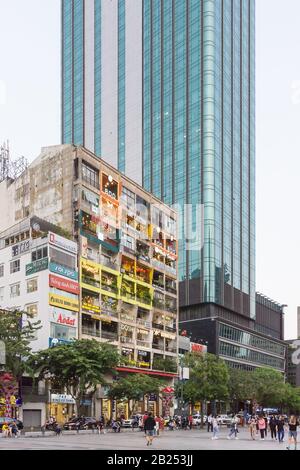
[180, 293, 287, 373]
[0, 144, 179, 420]
[62, 0, 256, 326]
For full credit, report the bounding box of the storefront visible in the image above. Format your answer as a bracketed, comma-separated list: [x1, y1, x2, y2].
[49, 394, 75, 423]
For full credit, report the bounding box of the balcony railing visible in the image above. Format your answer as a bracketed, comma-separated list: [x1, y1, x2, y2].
[136, 318, 151, 328]
[165, 347, 177, 354]
[101, 307, 119, 318]
[101, 283, 119, 294]
[120, 336, 134, 344]
[81, 275, 100, 289]
[152, 343, 165, 351]
[152, 322, 164, 331]
[165, 286, 177, 295]
[165, 326, 177, 333]
[100, 256, 119, 271]
[82, 327, 100, 337]
[121, 291, 135, 300]
[153, 300, 165, 310]
[136, 296, 152, 306]
[136, 340, 151, 348]
[101, 331, 118, 341]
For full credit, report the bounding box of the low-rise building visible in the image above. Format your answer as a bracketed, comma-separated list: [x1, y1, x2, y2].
[0, 144, 179, 423]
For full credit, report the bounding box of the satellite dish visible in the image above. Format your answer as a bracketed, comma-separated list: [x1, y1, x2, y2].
[32, 223, 40, 232]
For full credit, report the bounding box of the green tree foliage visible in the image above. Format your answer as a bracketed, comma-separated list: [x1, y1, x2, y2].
[152, 357, 178, 373]
[0, 309, 41, 381]
[108, 374, 165, 415]
[29, 339, 121, 415]
[177, 353, 229, 405]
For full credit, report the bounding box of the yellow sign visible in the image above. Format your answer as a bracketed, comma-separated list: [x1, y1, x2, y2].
[49, 293, 79, 312]
[81, 258, 100, 275]
[82, 303, 101, 313]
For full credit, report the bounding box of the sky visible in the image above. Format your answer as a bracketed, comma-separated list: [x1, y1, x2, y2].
[0, 0, 299, 339]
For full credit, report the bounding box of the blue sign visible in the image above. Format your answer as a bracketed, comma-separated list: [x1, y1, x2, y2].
[49, 262, 78, 280]
[49, 337, 73, 348]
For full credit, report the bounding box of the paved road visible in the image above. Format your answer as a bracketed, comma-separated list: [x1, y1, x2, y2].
[0, 428, 297, 450]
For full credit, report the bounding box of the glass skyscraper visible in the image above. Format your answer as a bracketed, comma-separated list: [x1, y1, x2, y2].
[62, 0, 256, 319]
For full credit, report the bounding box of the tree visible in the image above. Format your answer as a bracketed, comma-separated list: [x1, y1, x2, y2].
[0, 309, 41, 381]
[177, 353, 229, 425]
[107, 374, 165, 416]
[248, 368, 286, 408]
[29, 339, 121, 415]
[152, 357, 177, 373]
[228, 368, 253, 413]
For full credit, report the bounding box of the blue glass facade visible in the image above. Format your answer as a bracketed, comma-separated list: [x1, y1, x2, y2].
[142, 0, 255, 318]
[62, 0, 255, 319]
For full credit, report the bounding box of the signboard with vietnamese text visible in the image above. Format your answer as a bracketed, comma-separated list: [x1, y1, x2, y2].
[49, 274, 80, 295]
[26, 258, 48, 276]
[50, 307, 78, 328]
[49, 293, 79, 312]
[49, 232, 78, 255]
[49, 262, 78, 280]
[190, 343, 207, 354]
[12, 240, 30, 258]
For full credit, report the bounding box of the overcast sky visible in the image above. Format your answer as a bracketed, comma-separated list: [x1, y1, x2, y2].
[0, 0, 299, 339]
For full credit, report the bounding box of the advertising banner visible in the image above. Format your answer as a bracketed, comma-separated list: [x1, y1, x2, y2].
[49, 232, 78, 254]
[49, 262, 78, 281]
[49, 274, 79, 295]
[26, 258, 48, 276]
[49, 293, 79, 312]
[50, 307, 78, 328]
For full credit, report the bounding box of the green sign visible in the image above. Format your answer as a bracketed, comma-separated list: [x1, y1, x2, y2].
[26, 258, 48, 276]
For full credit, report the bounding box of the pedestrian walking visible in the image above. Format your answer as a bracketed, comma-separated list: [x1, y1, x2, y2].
[207, 414, 213, 433]
[188, 415, 193, 430]
[227, 415, 239, 440]
[277, 415, 285, 443]
[258, 415, 266, 440]
[269, 415, 277, 440]
[144, 412, 156, 446]
[211, 416, 219, 440]
[249, 416, 257, 440]
[154, 415, 160, 436]
[286, 414, 299, 451]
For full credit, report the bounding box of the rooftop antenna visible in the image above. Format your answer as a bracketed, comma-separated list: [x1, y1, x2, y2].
[0, 140, 28, 182]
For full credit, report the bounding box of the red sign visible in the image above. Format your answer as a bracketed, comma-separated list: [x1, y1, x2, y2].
[190, 343, 207, 354]
[49, 274, 79, 295]
[56, 313, 76, 327]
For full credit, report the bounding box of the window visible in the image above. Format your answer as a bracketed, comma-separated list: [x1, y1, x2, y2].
[50, 323, 77, 341]
[32, 246, 48, 262]
[82, 162, 99, 188]
[26, 303, 38, 317]
[10, 283, 20, 298]
[10, 259, 20, 274]
[122, 234, 134, 251]
[49, 247, 76, 270]
[121, 186, 135, 210]
[27, 278, 38, 294]
[0, 264, 4, 278]
[0, 286, 4, 301]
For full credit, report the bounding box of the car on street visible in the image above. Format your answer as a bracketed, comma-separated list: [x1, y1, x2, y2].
[121, 415, 141, 428]
[192, 414, 207, 426]
[217, 415, 234, 426]
[63, 417, 97, 431]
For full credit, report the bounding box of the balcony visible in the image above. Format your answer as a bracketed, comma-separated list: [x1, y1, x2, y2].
[165, 347, 177, 354]
[152, 322, 164, 331]
[82, 326, 100, 338]
[101, 307, 119, 319]
[101, 282, 119, 295]
[100, 256, 119, 271]
[153, 299, 165, 311]
[81, 275, 100, 289]
[120, 336, 134, 345]
[152, 342, 165, 352]
[136, 340, 151, 348]
[136, 318, 151, 328]
[165, 326, 177, 333]
[101, 331, 118, 341]
[165, 286, 177, 295]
